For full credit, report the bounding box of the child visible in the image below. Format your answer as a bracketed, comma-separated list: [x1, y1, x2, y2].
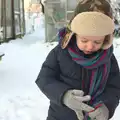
[35, 0, 120, 120]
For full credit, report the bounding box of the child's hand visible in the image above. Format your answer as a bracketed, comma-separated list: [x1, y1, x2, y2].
[88, 104, 109, 120]
[63, 89, 95, 112]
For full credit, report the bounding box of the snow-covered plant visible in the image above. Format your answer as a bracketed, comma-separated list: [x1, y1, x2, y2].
[110, 0, 120, 22]
[0, 53, 5, 61]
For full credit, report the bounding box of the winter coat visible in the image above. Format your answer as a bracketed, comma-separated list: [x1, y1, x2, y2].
[35, 44, 120, 120]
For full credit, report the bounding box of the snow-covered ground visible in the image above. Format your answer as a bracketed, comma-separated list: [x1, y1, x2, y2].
[0, 33, 58, 120]
[0, 19, 120, 119]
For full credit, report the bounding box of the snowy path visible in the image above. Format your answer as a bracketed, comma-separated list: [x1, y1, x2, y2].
[0, 36, 120, 120]
[0, 35, 57, 120]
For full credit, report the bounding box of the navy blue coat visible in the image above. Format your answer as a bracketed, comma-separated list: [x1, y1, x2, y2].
[35, 44, 120, 120]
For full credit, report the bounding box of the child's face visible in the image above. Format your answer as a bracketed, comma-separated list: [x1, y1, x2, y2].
[76, 35, 105, 54]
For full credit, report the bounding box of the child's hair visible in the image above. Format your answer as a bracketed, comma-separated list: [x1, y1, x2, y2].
[70, 0, 113, 23]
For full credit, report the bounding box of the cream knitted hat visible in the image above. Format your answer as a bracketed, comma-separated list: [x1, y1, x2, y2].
[70, 11, 114, 36]
[61, 12, 115, 49]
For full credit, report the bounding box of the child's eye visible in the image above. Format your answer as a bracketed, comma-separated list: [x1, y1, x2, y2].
[94, 41, 102, 44]
[81, 40, 88, 43]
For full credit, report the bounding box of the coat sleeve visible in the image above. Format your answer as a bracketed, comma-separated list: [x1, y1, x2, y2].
[35, 45, 73, 106]
[100, 54, 120, 119]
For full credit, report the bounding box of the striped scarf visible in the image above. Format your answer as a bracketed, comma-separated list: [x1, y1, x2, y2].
[68, 43, 113, 119]
[58, 27, 113, 120]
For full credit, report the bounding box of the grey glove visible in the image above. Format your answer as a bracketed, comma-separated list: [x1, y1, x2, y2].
[63, 89, 95, 112]
[88, 104, 109, 120]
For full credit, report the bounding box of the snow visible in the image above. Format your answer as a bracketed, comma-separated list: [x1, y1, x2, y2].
[0, 33, 58, 120]
[25, 12, 45, 36]
[0, 13, 120, 120]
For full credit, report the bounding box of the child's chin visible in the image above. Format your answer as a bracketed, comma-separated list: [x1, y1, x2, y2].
[83, 51, 93, 54]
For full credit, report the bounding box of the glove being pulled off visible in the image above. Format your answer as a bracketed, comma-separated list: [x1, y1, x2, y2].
[88, 104, 109, 120]
[63, 89, 95, 120]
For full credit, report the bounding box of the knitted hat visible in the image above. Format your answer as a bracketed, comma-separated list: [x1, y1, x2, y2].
[61, 12, 115, 50]
[71, 12, 114, 36]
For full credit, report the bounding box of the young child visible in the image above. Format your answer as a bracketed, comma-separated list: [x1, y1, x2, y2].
[35, 0, 120, 120]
